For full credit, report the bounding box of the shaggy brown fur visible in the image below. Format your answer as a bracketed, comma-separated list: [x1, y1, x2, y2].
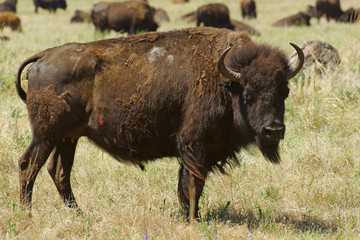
[0, 0, 16, 12]
[16, 27, 303, 217]
[91, 1, 158, 34]
[70, 9, 91, 23]
[0, 12, 21, 31]
[272, 12, 311, 27]
[196, 3, 233, 30]
[240, 0, 256, 19]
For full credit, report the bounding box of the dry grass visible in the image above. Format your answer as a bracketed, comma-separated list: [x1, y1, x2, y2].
[1, 0, 360, 239]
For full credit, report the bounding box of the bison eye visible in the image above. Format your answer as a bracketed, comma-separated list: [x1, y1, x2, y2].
[243, 91, 258, 104]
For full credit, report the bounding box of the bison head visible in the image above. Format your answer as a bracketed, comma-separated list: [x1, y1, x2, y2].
[218, 43, 304, 163]
[60, 0, 67, 9]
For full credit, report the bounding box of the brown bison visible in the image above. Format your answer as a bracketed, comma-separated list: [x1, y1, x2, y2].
[0, 12, 21, 31]
[70, 9, 91, 23]
[315, 0, 343, 22]
[0, 35, 9, 41]
[153, 8, 169, 24]
[181, 11, 196, 22]
[0, 0, 17, 13]
[172, 0, 188, 3]
[240, 0, 256, 19]
[196, 3, 233, 30]
[305, 5, 317, 19]
[272, 12, 311, 27]
[337, 8, 360, 23]
[91, 1, 158, 35]
[33, 0, 66, 13]
[231, 19, 260, 36]
[16, 27, 304, 217]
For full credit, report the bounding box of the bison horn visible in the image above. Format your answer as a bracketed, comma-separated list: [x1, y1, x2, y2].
[217, 46, 242, 82]
[286, 43, 304, 80]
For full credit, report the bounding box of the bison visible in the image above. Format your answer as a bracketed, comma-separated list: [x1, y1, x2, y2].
[240, 0, 256, 19]
[181, 11, 196, 22]
[0, 12, 21, 31]
[272, 12, 311, 27]
[196, 3, 233, 30]
[231, 19, 260, 36]
[0, 35, 9, 41]
[305, 5, 317, 19]
[16, 27, 304, 217]
[91, 1, 158, 35]
[172, 0, 188, 3]
[70, 9, 91, 23]
[315, 0, 343, 22]
[33, 0, 66, 13]
[153, 8, 169, 25]
[337, 8, 360, 23]
[0, 0, 17, 13]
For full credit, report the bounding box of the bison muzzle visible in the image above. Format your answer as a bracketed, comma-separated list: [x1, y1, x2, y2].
[16, 27, 303, 218]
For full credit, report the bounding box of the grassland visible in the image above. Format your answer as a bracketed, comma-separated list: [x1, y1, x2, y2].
[0, 0, 360, 239]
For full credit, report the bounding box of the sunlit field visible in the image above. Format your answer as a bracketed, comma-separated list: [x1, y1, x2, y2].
[0, 0, 360, 239]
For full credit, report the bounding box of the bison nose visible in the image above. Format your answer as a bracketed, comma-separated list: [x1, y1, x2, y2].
[261, 124, 286, 141]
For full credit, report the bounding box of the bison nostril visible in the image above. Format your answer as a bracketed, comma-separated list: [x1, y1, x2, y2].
[262, 125, 286, 139]
[264, 127, 273, 137]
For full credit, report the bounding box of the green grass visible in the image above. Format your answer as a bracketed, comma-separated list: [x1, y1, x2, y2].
[1, 0, 360, 239]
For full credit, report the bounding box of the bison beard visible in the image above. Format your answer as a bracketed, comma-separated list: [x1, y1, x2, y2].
[16, 27, 304, 219]
[258, 142, 280, 163]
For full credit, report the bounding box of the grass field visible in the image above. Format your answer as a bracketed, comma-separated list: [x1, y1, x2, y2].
[0, 0, 360, 239]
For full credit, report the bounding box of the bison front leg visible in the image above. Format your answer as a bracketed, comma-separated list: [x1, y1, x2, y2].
[19, 140, 54, 207]
[47, 138, 79, 209]
[178, 164, 206, 220]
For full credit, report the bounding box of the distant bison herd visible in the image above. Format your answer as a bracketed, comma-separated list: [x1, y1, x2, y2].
[308, 0, 360, 23]
[1, 0, 356, 219]
[0, 0, 359, 38]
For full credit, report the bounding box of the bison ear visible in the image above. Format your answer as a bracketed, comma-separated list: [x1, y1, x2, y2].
[218, 81, 241, 96]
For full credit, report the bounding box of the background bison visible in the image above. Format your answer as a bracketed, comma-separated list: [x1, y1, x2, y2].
[16, 27, 303, 218]
[196, 3, 233, 30]
[0, 0, 17, 13]
[231, 19, 260, 36]
[337, 7, 360, 23]
[240, 0, 256, 19]
[272, 12, 311, 27]
[33, 0, 66, 13]
[70, 9, 91, 23]
[91, 1, 158, 34]
[315, 0, 343, 21]
[0, 11, 21, 31]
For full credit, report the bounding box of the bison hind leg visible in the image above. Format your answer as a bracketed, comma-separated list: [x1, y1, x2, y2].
[47, 138, 79, 209]
[19, 140, 55, 208]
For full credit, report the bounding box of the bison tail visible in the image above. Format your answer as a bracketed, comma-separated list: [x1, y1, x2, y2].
[16, 52, 45, 103]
